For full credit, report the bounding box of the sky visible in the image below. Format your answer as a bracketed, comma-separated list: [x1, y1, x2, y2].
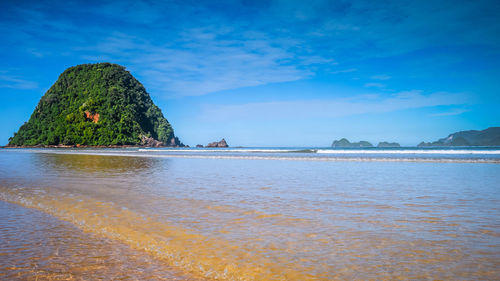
[1, 0, 499, 146]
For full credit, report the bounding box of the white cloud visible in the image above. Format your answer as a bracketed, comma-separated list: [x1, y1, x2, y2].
[26, 48, 45, 58]
[78, 29, 334, 97]
[371, 74, 391, 80]
[198, 90, 470, 120]
[0, 75, 38, 90]
[429, 108, 470, 117]
[331, 68, 357, 74]
[364, 82, 385, 88]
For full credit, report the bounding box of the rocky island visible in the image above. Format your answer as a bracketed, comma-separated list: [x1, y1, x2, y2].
[418, 127, 500, 146]
[332, 138, 373, 148]
[7, 63, 184, 147]
[377, 141, 401, 147]
[206, 138, 229, 148]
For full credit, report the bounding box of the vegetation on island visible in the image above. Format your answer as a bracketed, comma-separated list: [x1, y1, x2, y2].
[8, 63, 182, 146]
[377, 141, 401, 147]
[332, 138, 373, 148]
[417, 127, 500, 147]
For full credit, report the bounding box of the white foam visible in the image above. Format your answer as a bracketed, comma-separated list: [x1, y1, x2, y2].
[316, 149, 500, 155]
[137, 148, 299, 153]
[137, 148, 500, 155]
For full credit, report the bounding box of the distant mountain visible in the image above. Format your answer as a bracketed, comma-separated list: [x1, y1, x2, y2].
[377, 141, 400, 147]
[8, 63, 184, 147]
[418, 127, 500, 147]
[332, 138, 373, 148]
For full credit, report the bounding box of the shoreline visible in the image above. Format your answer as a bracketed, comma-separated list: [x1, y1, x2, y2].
[6, 148, 500, 164]
[1, 144, 185, 149]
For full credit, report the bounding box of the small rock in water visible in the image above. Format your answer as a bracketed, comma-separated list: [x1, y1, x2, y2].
[206, 138, 228, 147]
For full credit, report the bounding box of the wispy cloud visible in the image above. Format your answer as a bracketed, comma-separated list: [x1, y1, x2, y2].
[78, 30, 330, 96]
[0, 74, 38, 90]
[26, 48, 46, 58]
[331, 68, 358, 74]
[303, 1, 500, 59]
[364, 82, 385, 88]
[430, 108, 470, 117]
[199, 90, 470, 121]
[1, 0, 499, 99]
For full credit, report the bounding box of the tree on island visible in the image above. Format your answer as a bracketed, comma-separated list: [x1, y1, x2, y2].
[8, 63, 184, 147]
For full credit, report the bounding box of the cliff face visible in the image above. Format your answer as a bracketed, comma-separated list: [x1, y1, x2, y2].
[418, 127, 500, 147]
[8, 63, 183, 147]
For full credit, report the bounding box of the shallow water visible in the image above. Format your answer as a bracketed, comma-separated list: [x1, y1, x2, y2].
[0, 148, 499, 280]
[0, 200, 199, 280]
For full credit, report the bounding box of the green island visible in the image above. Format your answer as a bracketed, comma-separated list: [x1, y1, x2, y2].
[331, 138, 373, 148]
[417, 127, 500, 146]
[8, 63, 183, 147]
[377, 141, 401, 147]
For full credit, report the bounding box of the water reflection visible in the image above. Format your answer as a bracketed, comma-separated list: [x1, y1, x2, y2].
[0, 150, 499, 280]
[35, 152, 166, 175]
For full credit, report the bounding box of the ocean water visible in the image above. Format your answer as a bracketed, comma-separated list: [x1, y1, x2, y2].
[0, 147, 499, 280]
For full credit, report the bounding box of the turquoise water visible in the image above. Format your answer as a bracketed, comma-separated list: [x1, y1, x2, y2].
[0, 148, 499, 280]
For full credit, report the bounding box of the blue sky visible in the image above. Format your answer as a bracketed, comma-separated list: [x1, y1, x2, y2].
[1, 0, 499, 146]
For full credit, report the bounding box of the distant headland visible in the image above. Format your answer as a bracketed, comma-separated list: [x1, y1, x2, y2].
[418, 127, 500, 147]
[331, 127, 500, 148]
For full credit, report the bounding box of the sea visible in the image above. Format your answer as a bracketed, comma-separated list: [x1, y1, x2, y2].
[0, 147, 499, 280]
